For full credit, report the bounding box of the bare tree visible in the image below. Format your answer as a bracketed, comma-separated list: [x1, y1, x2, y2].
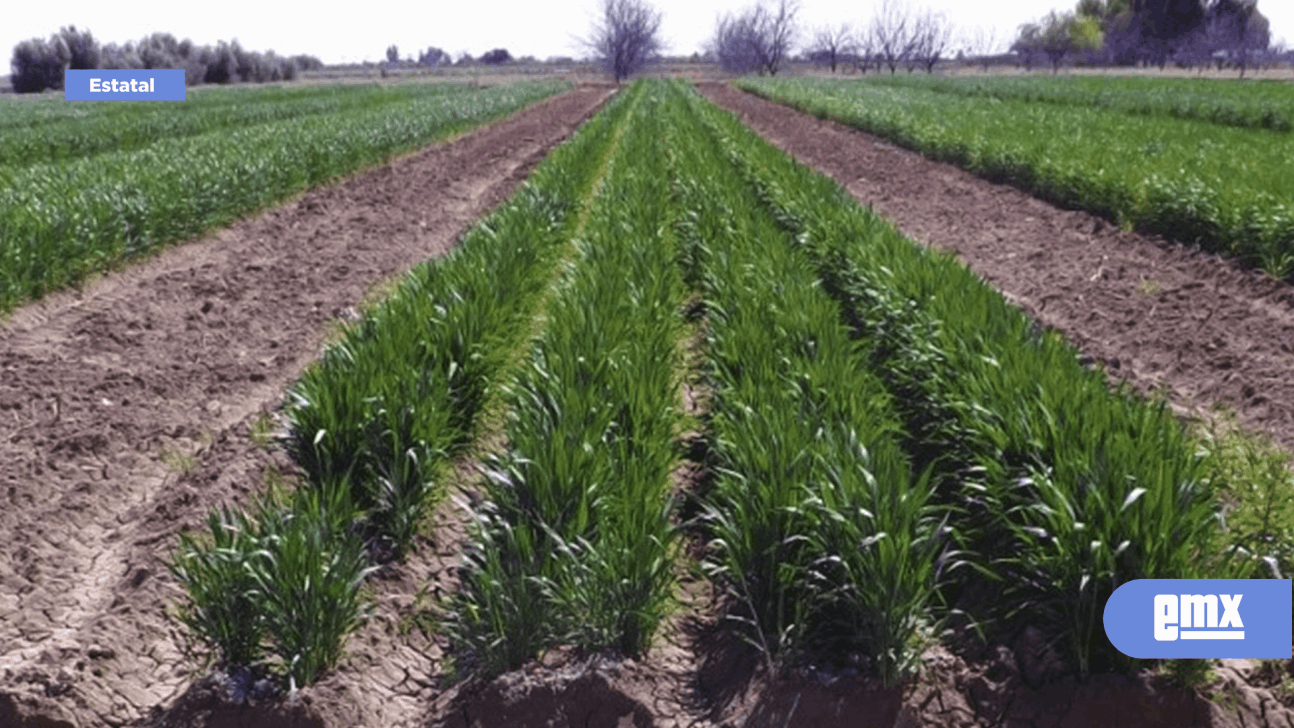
[870, 0, 913, 74]
[767, 0, 801, 75]
[713, 10, 762, 74]
[1263, 39, 1287, 70]
[852, 23, 878, 73]
[711, 0, 800, 76]
[586, 0, 663, 83]
[967, 25, 999, 72]
[910, 10, 952, 73]
[808, 22, 854, 72]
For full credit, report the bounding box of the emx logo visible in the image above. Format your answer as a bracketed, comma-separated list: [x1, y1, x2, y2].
[1154, 593, 1243, 641]
[1105, 579, 1290, 659]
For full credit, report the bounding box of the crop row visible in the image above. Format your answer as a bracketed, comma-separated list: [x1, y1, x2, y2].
[0, 80, 568, 312]
[684, 82, 1222, 677]
[859, 73, 1294, 132]
[170, 83, 630, 688]
[664, 83, 936, 683]
[0, 82, 473, 168]
[739, 77, 1294, 279]
[447, 83, 685, 676]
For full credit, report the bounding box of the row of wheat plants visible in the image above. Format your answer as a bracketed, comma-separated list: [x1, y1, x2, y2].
[0, 80, 568, 311]
[684, 85, 1223, 678]
[447, 82, 686, 678]
[169, 481, 373, 690]
[739, 77, 1294, 278]
[857, 74, 1294, 132]
[284, 84, 633, 557]
[169, 85, 633, 688]
[660, 80, 940, 685]
[0, 83, 471, 167]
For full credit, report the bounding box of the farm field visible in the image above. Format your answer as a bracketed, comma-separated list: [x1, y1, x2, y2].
[0, 81, 613, 727]
[738, 75, 1294, 280]
[703, 82, 1294, 459]
[3, 75, 1294, 728]
[0, 79, 569, 312]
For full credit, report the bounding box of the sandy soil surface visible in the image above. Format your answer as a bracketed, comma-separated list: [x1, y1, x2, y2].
[5, 79, 1294, 728]
[0, 84, 612, 728]
[700, 82, 1294, 456]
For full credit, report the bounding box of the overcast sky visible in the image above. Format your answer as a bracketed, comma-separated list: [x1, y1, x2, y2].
[6, 0, 1292, 67]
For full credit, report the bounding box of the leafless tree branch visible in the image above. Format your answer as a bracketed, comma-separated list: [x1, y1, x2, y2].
[585, 0, 664, 83]
[712, 0, 800, 76]
[808, 23, 855, 73]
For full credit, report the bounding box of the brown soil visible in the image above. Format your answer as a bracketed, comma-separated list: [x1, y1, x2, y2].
[5, 79, 1294, 728]
[700, 81, 1294, 455]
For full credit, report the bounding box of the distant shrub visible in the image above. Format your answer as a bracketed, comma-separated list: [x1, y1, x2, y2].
[418, 46, 450, 67]
[480, 48, 512, 64]
[58, 26, 99, 70]
[99, 41, 142, 69]
[290, 54, 324, 72]
[138, 32, 185, 69]
[10, 36, 69, 93]
[203, 41, 236, 84]
[11, 27, 316, 90]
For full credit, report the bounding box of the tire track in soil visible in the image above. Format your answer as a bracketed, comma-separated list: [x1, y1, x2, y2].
[700, 82, 1294, 456]
[0, 84, 614, 728]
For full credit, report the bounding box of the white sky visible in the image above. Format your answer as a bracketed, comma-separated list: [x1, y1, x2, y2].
[6, 0, 1292, 67]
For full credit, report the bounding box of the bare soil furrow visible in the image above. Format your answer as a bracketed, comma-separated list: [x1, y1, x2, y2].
[0, 84, 612, 728]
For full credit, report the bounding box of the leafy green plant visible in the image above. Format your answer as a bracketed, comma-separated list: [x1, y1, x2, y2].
[1162, 658, 1217, 690]
[170, 481, 374, 688]
[244, 494, 375, 688]
[1196, 408, 1294, 579]
[159, 444, 200, 475]
[170, 503, 270, 668]
[249, 411, 278, 449]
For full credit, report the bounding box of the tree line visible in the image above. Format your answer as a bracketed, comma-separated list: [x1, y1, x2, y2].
[10, 26, 324, 94]
[14, 1, 1284, 95]
[1012, 0, 1282, 75]
[711, 0, 959, 76]
[596, 0, 1283, 80]
[381, 46, 519, 67]
[717, 0, 1281, 77]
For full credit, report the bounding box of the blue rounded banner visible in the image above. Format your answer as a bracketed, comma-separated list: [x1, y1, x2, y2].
[1104, 579, 1291, 659]
[65, 70, 186, 100]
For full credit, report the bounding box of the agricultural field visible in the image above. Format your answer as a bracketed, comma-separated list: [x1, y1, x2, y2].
[4, 74, 1294, 728]
[739, 74, 1294, 279]
[856, 73, 1294, 131]
[0, 79, 569, 311]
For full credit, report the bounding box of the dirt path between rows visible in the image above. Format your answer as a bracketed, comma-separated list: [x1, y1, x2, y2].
[0, 84, 613, 728]
[701, 82, 1294, 457]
